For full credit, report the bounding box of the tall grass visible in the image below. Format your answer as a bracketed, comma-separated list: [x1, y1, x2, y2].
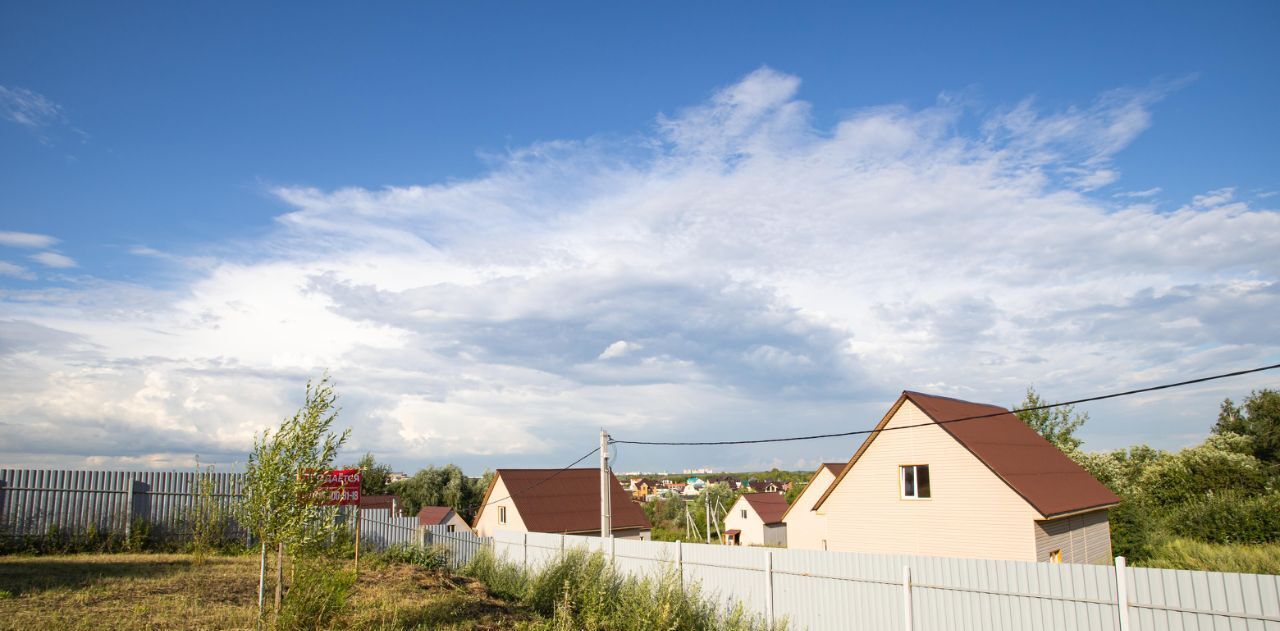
[1144, 538, 1280, 574]
[463, 547, 782, 631]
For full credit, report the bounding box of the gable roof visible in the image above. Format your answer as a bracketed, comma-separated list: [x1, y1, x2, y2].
[740, 492, 789, 524]
[417, 506, 456, 526]
[778, 461, 846, 523]
[475, 468, 650, 533]
[813, 391, 1120, 519]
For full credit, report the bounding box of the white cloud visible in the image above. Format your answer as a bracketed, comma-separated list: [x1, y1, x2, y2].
[0, 231, 58, 249]
[29, 252, 76, 268]
[1115, 187, 1162, 198]
[0, 69, 1277, 472]
[0, 86, 63, 129]
[0, 261, 34, 279]
[599, 340, 641, 360]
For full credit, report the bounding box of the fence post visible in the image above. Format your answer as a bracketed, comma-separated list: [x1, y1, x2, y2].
[902, 565, 913, 631]
[523, 532, 528, 569]
[1115, 556, 1130, 631]
[764, 550, 775, 626]
[610, 534, 616, 565]
[676, 541, 684, 589]
[123, 476, 134, 539]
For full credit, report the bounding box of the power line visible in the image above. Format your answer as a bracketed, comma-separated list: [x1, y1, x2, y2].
[609, 362, 1280, 447]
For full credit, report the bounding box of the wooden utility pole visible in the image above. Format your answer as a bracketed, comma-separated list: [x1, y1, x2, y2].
[600, 429, 612, 538]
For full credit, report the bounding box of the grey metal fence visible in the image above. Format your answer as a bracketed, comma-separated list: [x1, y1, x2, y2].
[488, 531, 1280, 631]
[423, 525, 488, 569]
[356, 507, 420, 550]
[0, 468, 246, 541]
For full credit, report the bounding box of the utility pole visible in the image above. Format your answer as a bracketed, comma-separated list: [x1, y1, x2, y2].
[600, 429, 612, 538]
[704, 493, 711, 544]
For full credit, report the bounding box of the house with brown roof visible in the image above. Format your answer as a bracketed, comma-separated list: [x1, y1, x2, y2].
[472, 469, 651, 539]
[723, 492, 789, 546]
[810, 391, 1120, 564]
[779, 462, 845, 550]
[417, 506, 473, 534]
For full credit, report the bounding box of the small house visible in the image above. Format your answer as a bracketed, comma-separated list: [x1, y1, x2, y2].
[811, 391, 1120, 563]
[779, 462, 845, 550]
[723, 492, 789, 547]
[417, 506, 473, 534]
[473, 469, 651, 539]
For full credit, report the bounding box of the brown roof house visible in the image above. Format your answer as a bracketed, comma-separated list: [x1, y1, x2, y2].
[779, 462, 846, 550]
[417, 506, 473, 534]
[473, 469, 651, 539]
[723, 492, 789, 547]
[810, 391, 1120, 564]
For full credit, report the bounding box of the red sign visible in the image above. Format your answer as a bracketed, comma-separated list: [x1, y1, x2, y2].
[311, 468, 361, 506]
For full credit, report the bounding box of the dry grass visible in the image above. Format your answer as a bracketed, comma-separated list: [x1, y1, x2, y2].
[0, 553, 534, 630]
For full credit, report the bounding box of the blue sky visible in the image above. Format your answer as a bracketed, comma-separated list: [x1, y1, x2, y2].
[1, 2, 1277, 473]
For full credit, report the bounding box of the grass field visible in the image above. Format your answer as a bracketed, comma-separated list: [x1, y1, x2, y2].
[0, 553, 535, 630]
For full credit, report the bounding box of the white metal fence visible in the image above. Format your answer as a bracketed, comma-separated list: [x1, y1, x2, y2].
[485, 531, 1280, 631]
[423, 525, 488, 569]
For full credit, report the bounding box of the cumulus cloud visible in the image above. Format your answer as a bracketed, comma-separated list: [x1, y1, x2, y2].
[0, 231, 58, 249]
[0, 69, 1276, 472]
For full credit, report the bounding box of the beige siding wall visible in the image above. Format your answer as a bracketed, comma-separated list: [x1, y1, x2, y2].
[820, 400, 1042, 561]
[783, 468, 836, 550]
[474, 477, 528, 537]
[724, 496, 768, 546]
[445, 512, 473, 535]
[1034, 509, 1113, 564]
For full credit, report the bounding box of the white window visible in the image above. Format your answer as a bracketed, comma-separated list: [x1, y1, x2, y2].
[900, 465, 931, 499]
[499, 506, 507, 523]
[740, 509, 747, 519]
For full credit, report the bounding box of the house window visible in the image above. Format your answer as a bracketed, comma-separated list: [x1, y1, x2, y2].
[741, 509, 747, 519]
[499, 506, 507, 524]
[447, 524, 455, 533]
[1049, 549, 1062, 564]
[900, 465, 931, 499]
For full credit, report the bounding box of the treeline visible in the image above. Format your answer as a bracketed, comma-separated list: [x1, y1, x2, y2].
[1024, 387, 1280, 573]
[349, 453, 493, 523]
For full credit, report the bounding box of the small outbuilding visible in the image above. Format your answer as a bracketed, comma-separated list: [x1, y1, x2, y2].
[722, 492, 788, 547]
[417, 506, 473, 534]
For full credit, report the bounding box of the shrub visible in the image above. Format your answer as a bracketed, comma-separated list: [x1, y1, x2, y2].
[1167, 491, 1280, 545]
[375, 543, 451, 570]
[1145, 538, 1280, 574]
[275, 559, 355, 631]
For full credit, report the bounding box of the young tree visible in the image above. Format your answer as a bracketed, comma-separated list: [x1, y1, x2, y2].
[1013, 385, 1088, 453]
[237, 376, 351, 619]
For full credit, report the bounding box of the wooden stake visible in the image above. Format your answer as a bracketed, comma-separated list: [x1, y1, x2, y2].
[354, 505, 362, 578]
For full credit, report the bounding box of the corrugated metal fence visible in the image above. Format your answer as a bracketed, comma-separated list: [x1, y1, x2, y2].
[0, 468, 246, 541]
[488, 531, 1280, 631]
[1, 468, 424, 553]
[423, 524, 488, 569]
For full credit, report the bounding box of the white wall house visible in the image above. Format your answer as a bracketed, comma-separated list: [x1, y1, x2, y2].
[723, 492, 788, 547]
[809, 391, 1120, 563]
[779, 462, 844, 550]
[417, 506, 474, 534]
[473, 469, 651, 540]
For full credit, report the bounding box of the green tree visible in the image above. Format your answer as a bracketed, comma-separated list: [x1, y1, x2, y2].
[352, 452, 394, 496]
[393, 465, 490, 522]
[237, 376, 350, 619]
[1013, 385, 1088, 452]
[1214, 389, 1280, 466]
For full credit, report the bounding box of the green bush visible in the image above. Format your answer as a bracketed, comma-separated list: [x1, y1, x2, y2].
[1167, 491, 1280, 545]
[1145, 538, 1280, 574]
[275, 559, 355, 631]
[374, 543, 451, 570]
